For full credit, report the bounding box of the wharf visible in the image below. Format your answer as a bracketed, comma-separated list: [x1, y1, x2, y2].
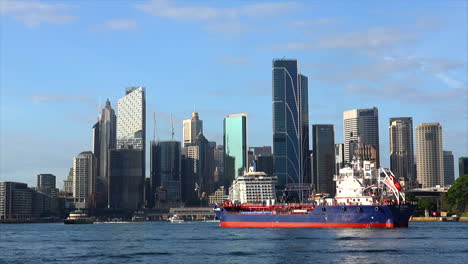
[410, 217, 468, 222]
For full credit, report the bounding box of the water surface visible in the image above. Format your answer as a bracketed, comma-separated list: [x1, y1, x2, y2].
[1, 222, 467, 264]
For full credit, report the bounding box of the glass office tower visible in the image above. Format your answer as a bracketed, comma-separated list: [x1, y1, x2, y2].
[272, 59, 309, 188]
[223, 113, 248, 190]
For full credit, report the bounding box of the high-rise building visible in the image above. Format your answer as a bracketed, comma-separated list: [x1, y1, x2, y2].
[108, 149, 144, 210]
[389, 117, 415, 186]
[111, 86, 146, 209]
[181, 133, 215, 205]
[36, 174, 57, 197]
[443, 151, 455, 185]
[249, 146, 272, 158]
[416, 123, 444, 188]
[92, 99, 116, 207]
[272, 59, 309, 188]
[150, 141, 182, 205]
[72, 151, 96, 209]
[223, 113, 248, 189]
[343, 107, 379, 167]
[460, 157, 468, 178]
[256, 156, 274, 176]
[0, 182, 33, 220]
[63, 168, 73, 194]
[213, 145, 224, 185]
[335, 143, 345, 175]
[312, 125, 336, 195]
[117, 87, 145, 150]
[183, 112, 203, 147]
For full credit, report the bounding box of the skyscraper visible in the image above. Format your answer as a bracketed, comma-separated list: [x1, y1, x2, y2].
[223, 113, 248, 189]
[36, 174, 57, 197]
[343, 107, 379, 167]
[182, 133, 215, 205]
[110, 86, 146, 209]
[117, 87, 145, 151]
[108, 149, 144, 210]
[389, 117, 415, 186]
[183, 112, 203, 147]
[150, 141, 182, 205]
[312, 124, 336, 195]
[92, 99, 116, 207]
[272, 59, 309, 188]
[416, 123, 444, 188]
[72, 151, 96, 209]
[443, 151, 455, 185]
[459, 157, 468, 178]
[335, 143, 345, 175]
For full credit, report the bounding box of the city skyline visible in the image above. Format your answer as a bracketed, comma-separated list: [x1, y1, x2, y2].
[1, 0, 467, 186]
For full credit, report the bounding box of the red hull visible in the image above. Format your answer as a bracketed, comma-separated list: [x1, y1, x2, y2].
[220, 221, 394, 228]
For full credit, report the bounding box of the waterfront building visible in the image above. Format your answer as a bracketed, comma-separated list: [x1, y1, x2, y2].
[443, 151, 455, 185]
[335, 143, 345, 175]
[224, 113, 248, 189]
[208, 186, 228, 204]
[416, 123, 444, 188]
[182, 133, 215, 205]
[389, 117, 415, 187]
[117, 87, 145, 150]
[312, 125, 336, 195]
[72, 151, 96, 209]
[213, 145, 224, 185]
[249, 146, 272, 157]
[113, 86, 146, 209]
[183, 112, 203, 147]
[255, 156, 274, 177]
[92, 99, 116, 207]
[343, 107, 380, 167]
[272, 59, 310, 188]
[108, 149, 144, 210]
[0, 181, 33, 220]
[228, 170, 277, 204]
[460, 157, 468, 177]
[150, 140, 182, 205]
[37, 174, 57, 198]
[63, 168, 73, 194]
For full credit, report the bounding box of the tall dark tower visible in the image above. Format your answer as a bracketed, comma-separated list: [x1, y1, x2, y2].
[92, 99, 116, 208]
[272, 59, 309, 190]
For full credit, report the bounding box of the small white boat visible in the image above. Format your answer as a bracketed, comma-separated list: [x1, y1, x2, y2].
[169, 215, 184, 223]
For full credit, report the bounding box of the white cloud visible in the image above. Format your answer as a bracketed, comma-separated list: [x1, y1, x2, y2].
[290, 18, 337, 27]
[267, 27, 418, 51]
[135, 0, 297, 35]
[30, 94, 95, 104]
[103, 19, 138, 31]
[135, 0, 298, 21]
[0, 0, 77, 28]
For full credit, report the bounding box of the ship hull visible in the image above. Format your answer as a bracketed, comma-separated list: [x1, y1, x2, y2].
[215, 205, 414, 228]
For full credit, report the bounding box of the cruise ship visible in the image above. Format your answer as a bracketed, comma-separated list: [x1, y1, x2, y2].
[213, 159, 415, 228]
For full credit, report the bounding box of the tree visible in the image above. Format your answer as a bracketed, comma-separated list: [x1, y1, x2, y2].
[447, 174, 468, 214]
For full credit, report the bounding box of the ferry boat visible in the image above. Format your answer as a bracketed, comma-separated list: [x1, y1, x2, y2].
[169, 215, 184, 223]
[213, 159, 415, 228]
[64, 210, 96, 224]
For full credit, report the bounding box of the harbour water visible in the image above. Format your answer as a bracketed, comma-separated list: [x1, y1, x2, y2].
[1, 222, 467, 264]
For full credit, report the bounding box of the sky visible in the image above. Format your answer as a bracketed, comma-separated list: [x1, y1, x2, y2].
[0, 0, 467, 187]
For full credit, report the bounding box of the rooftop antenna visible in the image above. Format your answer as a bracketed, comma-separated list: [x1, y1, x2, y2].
[193, 104, 196, 113]
[170, 113, 175, 140]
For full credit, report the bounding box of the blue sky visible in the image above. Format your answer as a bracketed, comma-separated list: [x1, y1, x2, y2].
[1, 0, 467, 187]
